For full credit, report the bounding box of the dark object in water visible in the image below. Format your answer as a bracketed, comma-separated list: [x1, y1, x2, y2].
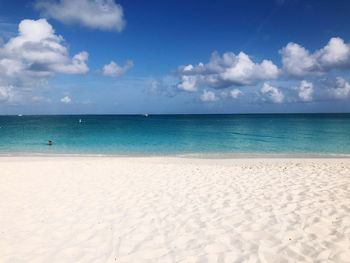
[48, 140, 52, 146]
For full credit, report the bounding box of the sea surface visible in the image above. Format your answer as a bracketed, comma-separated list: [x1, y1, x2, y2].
[0, 114, 350, 156]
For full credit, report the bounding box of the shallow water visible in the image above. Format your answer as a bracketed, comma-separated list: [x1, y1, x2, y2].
[0, 114, 349, 155]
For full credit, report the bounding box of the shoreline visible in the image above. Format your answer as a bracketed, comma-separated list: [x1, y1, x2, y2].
[0, 151, 350, 159]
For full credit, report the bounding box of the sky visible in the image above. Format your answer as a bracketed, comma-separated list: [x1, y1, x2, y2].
[0, 0, 350, 114]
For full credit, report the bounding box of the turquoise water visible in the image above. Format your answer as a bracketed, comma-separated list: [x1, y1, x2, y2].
[0, 114, 350, 155]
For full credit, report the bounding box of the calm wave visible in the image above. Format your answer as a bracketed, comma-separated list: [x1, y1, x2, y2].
[0, 114, 350, 155]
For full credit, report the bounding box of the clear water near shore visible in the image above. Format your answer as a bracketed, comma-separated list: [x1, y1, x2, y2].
[0, 114, 350, 155]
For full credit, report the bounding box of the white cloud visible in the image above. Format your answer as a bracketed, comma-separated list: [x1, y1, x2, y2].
[53, 51, 89, 74]
[60, 95, 71, 103]
[0, 19, 88, 104]
[261, 83, 284, 103]
[200, 89, 218, 102]
[177, 51, 279, 91]
[177, 75, 198, 92]
[183, 64, 194, 71]
[279, 43, 314, 78]
[220, 53, 278, 85]
[280, 37, 350, 77]
[298, 80, 313, 102]
[0, 19, 89, 77]
[230, 88, 243, 99]
[102, 60, 133, 77]
[0, 85, 15, 102]
[328, 77, 350, 99]
[35, 0, 125, 32]
[169, 37, 350, 106]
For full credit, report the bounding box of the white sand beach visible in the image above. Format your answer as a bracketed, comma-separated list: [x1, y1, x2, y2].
[1, 157, 350, 263]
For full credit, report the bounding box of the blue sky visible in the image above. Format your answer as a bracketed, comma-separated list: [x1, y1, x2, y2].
[0, 0, 350, 114]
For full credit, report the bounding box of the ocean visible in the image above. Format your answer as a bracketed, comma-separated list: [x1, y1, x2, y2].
[0, 114, 349, 156]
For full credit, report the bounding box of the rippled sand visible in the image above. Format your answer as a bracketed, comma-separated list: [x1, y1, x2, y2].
[0, 157, 350, 263]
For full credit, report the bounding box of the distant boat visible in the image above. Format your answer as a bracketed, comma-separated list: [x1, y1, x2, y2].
[18, 114, 23, 117]
[142, 114, 149, 118]
[79, 119, 82, 123]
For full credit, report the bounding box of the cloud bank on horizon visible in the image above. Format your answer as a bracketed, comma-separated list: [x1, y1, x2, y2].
[0, 0, 350, 113]
[174, 37, 350, 104]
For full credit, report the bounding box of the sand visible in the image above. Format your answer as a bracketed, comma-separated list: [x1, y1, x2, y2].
[0, 156, 350, 263]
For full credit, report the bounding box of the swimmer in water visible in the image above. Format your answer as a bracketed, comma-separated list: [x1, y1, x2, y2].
[48, 140, 52, 146]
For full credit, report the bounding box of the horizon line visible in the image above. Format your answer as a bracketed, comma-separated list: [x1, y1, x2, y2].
[1, 112, 350, 116]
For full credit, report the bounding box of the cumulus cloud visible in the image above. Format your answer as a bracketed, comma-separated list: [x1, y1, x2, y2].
[35, 0, 125, 32]
[0, 85, 15, 102]
[261, 83, 284, 103]
[177, 75, 198, 92]
[0, 19, 89, 77]
[60, 95, 71, 103]
[0, 19, 89, 104]
[102, 60, 133, 77]
[170, 37, 350, 107]
[280, 37, 350, 77]
[328, 77, 350, 99]
[172, 37, 350, 105]
[298, 80, 313, 102]
[200, 89, 218, 102]
[176, 51, 279, 91]
[54, 51, 89, 74]
[230, 89, 243, 99]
